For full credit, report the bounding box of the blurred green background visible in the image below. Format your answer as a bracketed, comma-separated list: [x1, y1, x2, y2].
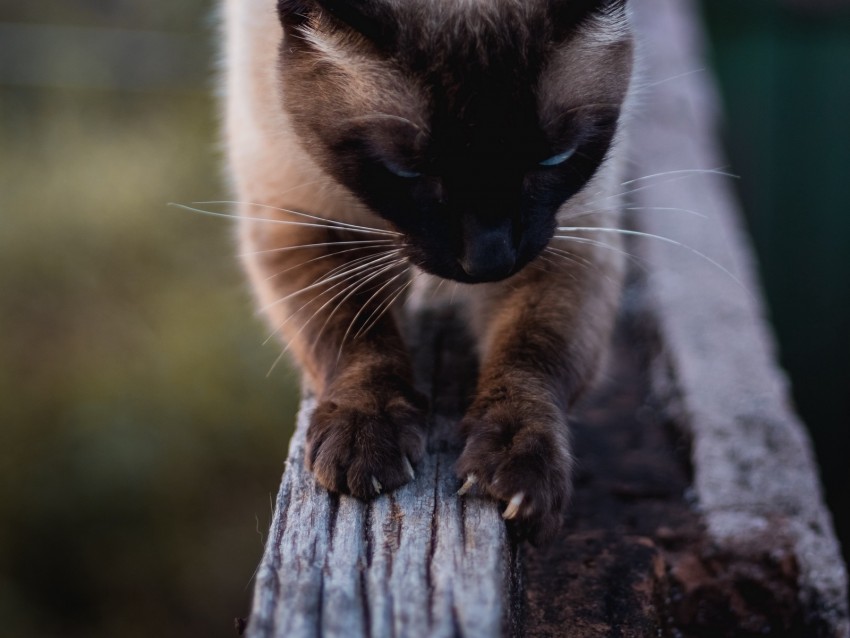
[0, 1, 846, 636]
[0, 2, 300, 636]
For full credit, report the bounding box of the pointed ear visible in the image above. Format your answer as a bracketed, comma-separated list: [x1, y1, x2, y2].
[277, 0, 315, 27]
[277, 0, 390, 43]
[316, 0, 390, 41]
[550, 0, 627, 39]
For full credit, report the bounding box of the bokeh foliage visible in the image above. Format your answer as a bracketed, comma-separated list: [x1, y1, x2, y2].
[0, 3, 299, 636]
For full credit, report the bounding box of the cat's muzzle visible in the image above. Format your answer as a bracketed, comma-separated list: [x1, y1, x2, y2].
[458, 217, 518, 282]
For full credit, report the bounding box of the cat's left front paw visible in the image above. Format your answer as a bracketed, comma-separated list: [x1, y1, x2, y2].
[306, 380, 427, 500]
[455, 401, 573, 544]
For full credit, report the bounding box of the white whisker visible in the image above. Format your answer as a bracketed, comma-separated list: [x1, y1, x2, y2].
[534, 254, 561, 269]
[344, 113, 426, 132]
[310, 249, 404, 285]
[309, 260, 407, 358]
[551, 236, 647, 275]
[544, 246, 595, 273]
[258, 250, 403, 313]
[170, 203, 399, 237]
[544, 246, 620, 286]
[338, 268, 410, 358]
[261, 254, 400, 346]
[357, 273, 419, 339]
[619, 168, 736, 187]
[625, 206, 707, 219]
[427, 277, 449, 302]
[266, 259, 406, 376]
[560, 205, 707, 223]
[556, 226, 747, 291]
[577, 170, 737, 210]
[240, 238, 395, 259]
[205, 200, 403, 236]
[641, 68, 705, 89]
[261, 245, 397, 283]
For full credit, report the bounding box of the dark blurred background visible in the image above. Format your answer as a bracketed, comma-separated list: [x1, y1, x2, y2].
[0, 1, 846, 636]
[701, 0, 850, 570]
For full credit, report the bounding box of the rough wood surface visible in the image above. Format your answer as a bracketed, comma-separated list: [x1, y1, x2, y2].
[630, 0, 849, 634]
[246, 307, 521, 638]
[244, 0, 848, 635]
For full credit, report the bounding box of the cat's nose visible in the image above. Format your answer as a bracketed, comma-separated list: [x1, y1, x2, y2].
[459, 219, 517, 281]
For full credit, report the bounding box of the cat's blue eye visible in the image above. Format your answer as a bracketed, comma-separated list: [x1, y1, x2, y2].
[384, 160, 422, 179]
[539, 147, 576, 167]
[392, 168, 422, 179]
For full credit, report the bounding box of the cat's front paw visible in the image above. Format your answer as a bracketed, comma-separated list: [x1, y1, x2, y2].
[455, 401, 573, 544]
[306, 382, 427, 499]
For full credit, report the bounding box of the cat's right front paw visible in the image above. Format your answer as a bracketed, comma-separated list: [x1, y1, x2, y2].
[455, 401, 573, 544]
[305, 384, 427, 499]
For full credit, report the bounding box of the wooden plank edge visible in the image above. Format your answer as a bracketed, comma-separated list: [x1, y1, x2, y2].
[629, 0, 849, 634]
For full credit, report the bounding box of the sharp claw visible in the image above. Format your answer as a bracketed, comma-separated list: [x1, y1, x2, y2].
[371, 476, 383, 494]
[457, 473, 478, 496]
[502, 493, 524, 520]
[403, 456, 416, 481]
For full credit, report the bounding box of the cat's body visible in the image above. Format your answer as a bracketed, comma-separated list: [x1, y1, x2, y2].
[223, 0, 635, 541]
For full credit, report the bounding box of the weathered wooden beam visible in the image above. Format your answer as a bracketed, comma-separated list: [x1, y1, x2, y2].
[629, 0, 849, 633]
[246, 307, 520, 638]
[244, 0, 848, 635]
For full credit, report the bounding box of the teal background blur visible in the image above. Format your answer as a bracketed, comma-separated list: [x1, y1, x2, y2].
[701, 0, 850, 571]
[0, 1, 847, 635]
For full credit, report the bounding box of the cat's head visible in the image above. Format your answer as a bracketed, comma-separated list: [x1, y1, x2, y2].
[277, 0, 634, 283]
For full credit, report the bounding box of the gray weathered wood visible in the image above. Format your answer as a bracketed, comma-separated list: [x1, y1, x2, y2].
[630, 0, 849, 634]
[245, 0, 848, 635]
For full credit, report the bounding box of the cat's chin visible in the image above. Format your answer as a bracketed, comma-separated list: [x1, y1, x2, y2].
[413, 259, 528, 285]
[405, 242, 547, 284]
[446, 268, 521, 285]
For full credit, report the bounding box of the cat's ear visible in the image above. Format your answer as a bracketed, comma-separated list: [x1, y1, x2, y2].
[277, 0, 390, 43]
[317, 0, 391, 42]
[277, 0, 314, 27]
[549, 0, 627, 40]
[550, 0, 627, 11]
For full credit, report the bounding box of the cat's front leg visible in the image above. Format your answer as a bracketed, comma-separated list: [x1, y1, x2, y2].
[456, 258, 621, 543]
[240, 210, 426, 499]
[456, 372, 574, 543]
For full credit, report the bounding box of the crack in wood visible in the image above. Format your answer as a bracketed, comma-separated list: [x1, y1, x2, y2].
[359, 565, 371, 638]
[425, 455, 440, 627]
[326, 493, 340, 554]
[252, 476, 292, 636]
[459, 492, 467, 551]
[364, 502, 374, 570]
[315, 575, 325, 638]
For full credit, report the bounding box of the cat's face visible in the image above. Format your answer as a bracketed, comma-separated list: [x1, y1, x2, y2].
[277, 0, 633, 283]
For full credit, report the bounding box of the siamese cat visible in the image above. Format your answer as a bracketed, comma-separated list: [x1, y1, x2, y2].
[223, 0, 635, 542]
